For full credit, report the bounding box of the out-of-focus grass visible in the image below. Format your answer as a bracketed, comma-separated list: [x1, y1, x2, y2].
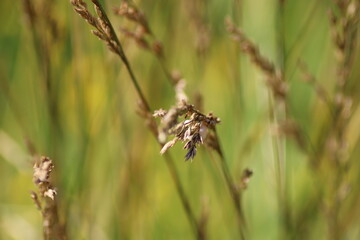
[1, 0, 360, 239]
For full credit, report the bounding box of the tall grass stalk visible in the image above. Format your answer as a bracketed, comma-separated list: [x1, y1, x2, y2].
[70, 0, 203, 238]
[115, 3, 248, 238]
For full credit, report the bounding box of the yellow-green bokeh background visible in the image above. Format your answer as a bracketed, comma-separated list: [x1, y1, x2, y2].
[1, 0, 360, 239]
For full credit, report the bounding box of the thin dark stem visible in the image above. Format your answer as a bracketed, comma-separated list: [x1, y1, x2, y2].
[276, 0, 291, 237]
[122, 59, 151, 112]
[268, 94, 288, 236]
[158, 56, 176, 87]
[22, 0, 60, 156]
[91, 0, 151, 112]
[86, 1, 201, 239]
[214, 128, 246, 240]
[163, 153, 204, 240]
[146, 32, 175, 87]
[286, 0, 320, 60]
[277, 0, 286, 72]
[0, 71, 37, 156]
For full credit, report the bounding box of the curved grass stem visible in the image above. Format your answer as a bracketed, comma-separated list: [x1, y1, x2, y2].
[214, 129, 246, 240]
[72, 0, 202, 238]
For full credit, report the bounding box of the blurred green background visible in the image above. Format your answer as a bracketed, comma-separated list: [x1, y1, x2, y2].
[1, 0, 360, 239]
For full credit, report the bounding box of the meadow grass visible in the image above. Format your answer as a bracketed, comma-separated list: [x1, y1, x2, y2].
[0, 0, 360, 239]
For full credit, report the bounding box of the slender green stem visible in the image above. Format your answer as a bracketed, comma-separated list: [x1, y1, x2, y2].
[88, 1, 201, 239]
[0, 71, 37, 156]
[275, 0, 289, 237]
[91, 0, 151, 112]
[268, 94, 288, 236]
[163, 152, 204, 239]
[214, 129, 246, 240]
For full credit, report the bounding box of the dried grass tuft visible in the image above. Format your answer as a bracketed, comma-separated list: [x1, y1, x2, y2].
[32, 156, 66, 240]
[155, 101, 220, 161]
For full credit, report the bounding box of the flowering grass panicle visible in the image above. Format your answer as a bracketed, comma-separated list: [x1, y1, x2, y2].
[154, 100, 220, 161]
